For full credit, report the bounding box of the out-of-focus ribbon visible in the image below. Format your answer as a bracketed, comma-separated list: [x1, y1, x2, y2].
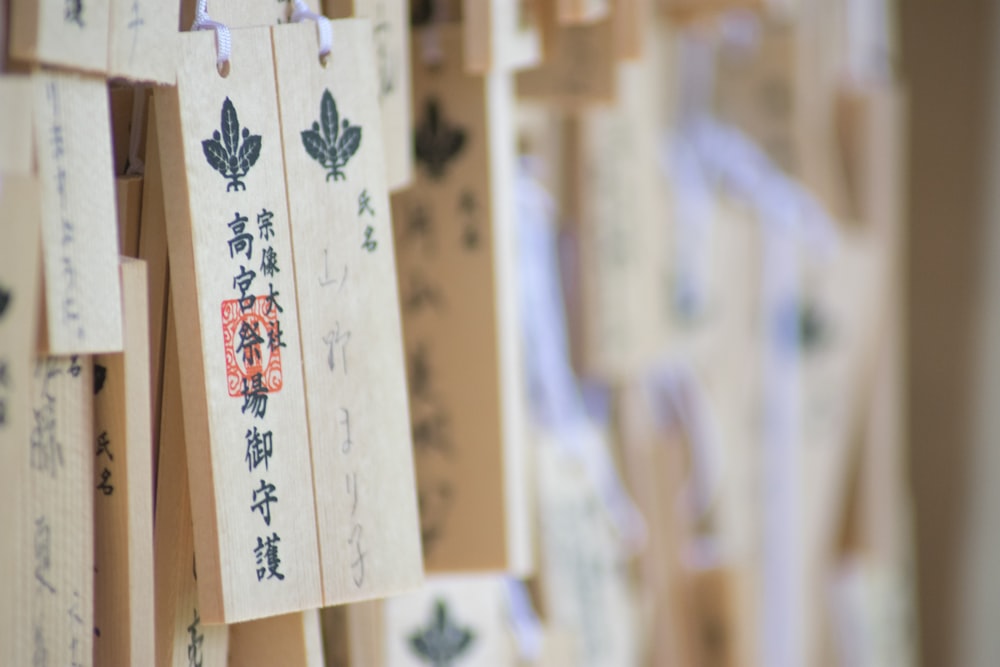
[516, 158, 647, 554]
[505, 578, 544, 662]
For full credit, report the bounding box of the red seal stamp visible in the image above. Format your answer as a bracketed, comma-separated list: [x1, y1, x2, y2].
[221, 298, 284, 398]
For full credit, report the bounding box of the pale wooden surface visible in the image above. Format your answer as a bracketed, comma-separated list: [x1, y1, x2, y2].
[137, 102, 171, 470]
[0, 76, 34, 173]
[325, 0, 414, 191]
[516, 17, 617, 108]
[155, 27, 322, 622]
[93, 258, 155, 667]
[228, 610, 325, 667]
[320, 599, 389, 667]
[108, 0, 178, 83]
[570, 58, 665, 380]
[612, 0, 648, 61]
[8, 0, 110, 73]
[393, 25, 531, 573]
[29, 356, 95, 667]
[272, 20, 423, 605]
[534, 436, 640, 667]
[155, 301, 229, 667]
[34, 71, 124, 355]
[0, 173, 42, 667]
[557, 0, 609, 24]
[462, 0, 542, 73]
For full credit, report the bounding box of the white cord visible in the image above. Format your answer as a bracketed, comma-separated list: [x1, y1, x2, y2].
[191, 0, 231, 69]
[291, 0, 333, 61]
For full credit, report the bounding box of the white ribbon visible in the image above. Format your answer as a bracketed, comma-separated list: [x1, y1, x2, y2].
[504, 578, 544, 662]
[291, 0, 333, 61]
[516, 159, 647, 553]
[191, 0, 231, 68]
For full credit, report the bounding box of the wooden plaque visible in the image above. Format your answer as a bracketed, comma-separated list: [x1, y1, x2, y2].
[34, 72, 124, 355]
[0, 173, 43, 667]
[29, 356, 95, 667]
[393, 25, 531, 573]
[93, 258, 155, 667]
[154, 302, 229, 667]
[383, 576, 517, 666]
[228, 610, 325, 667]
[324, 0, 415, 191]
[534, 435, 640, 667]
[0, 76, 34, 173]
[137, 102, 171, 472]
[516, 17, 617, 108]
[108, 0, 179, 83]
[569, 60, 665, 379]
[272, 20, 423, 604]
[8, 0, 110, 73]
[154, 27, 322, 622]
[462, 0, 543, 73]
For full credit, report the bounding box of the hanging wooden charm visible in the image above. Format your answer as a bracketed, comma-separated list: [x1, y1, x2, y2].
[392, 24, 531, 573]
[324, 0, 415, 190]
[29, 356, 95, 667]
[154, 26, 323, 623]
[8, 0, 110, 73]
[33, 72, 124, 355]
[516, 15, 617, 108]
[461, 0, 543, 73]
[228, 610, 326, 667]
[107, 0, 179, 83]
[154, 303, 229, 667]
[93, 258, 155, 667]
[272, 18, 423, 605]
[0, 168, 42, 666]
[567, 60, 664, 379]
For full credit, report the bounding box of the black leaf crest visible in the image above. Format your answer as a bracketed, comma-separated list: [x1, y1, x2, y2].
[300, 89, 362, 182]
[408, 599, 475, 667]
[0, 285, 10, 320]
[202, 97, 262, 192]
[414, 98, 466, 180]
[93, 364, 107, 395]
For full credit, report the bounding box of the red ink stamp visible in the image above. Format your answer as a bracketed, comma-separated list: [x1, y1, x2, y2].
[221, 298, 284, 398]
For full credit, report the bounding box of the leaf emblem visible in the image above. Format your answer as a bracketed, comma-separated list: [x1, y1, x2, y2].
[408, 599, 475, 667]
[300, 128, 328, 163]
[201, 96, 263, 192]
[414, 98, 466, 180]
[321, 89, 339, 146]
[300, 88, 362, 182]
